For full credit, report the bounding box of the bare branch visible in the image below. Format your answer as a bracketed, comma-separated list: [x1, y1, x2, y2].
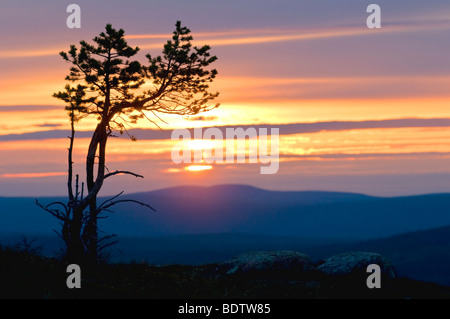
[98, 191, 124, 210]
[140, 110, 163, 130]
[98, 233, 117, 244]
[53, 229, 65, 242]
[99, 239, 119, 252]
[104, 170, 144, 179]
[47, 202, 69, 215]
[35, 200, 67, 221]
[97, 191, 155, 215]
[100, 199, 156, 212]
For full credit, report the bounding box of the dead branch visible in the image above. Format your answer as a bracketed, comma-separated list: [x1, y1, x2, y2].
[35, 200, 67, 221]
[100, 199, 156, 212]
[104, 170, 144, 179]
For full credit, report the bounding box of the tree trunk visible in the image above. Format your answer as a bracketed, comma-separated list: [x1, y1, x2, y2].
[83, 121, 108, 264]
[65, 206, 85, 263]
[83, 55, 111, 264]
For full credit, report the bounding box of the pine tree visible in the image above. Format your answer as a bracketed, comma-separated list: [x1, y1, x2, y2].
[39, 22, 219, 264]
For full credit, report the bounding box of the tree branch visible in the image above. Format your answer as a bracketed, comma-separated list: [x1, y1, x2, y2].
[100, 199, 156, 212]
[35, 200, 68, 221]
[104, 170, 144, 179]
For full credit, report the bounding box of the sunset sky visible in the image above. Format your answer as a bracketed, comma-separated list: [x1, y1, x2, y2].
[1, 0, 450, 197]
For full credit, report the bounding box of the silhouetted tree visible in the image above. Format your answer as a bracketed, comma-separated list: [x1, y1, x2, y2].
[38, 21, 219, 265]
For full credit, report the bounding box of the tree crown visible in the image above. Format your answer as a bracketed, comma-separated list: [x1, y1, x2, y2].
[54, 21, 219, 136]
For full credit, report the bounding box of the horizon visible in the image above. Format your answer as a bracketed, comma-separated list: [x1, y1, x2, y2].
[2, 183, 450, 199]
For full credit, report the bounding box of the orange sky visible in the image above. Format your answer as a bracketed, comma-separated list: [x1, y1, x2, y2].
[1, 1, 450, 196]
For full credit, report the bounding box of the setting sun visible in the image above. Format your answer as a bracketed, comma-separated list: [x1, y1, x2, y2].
[185, 165, 213, 172]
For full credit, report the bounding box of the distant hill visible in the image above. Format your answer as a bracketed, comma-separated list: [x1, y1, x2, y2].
[317, 226, 450, 287]
[1, 184, 450, 240]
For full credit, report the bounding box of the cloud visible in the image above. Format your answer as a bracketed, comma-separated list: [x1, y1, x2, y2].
[280, 152, 450, 160]
[0, 172, 66, 179]
[4, 18, 450, 59]
[134, 18, 450, 49]
[3, 118, 450, 142]
[126, 29, 273, 40]
[134, 27, 369, 50]
[276, 118, 450, 135]
[0, 48, 62, 59]
[0, 105, 62, 112]
[187, 115, 219, 121]
[132, 118, 450, 139]
[0, 130, 90, 141]
[35, 123, 62, 128]
[216, 76, 450, 101]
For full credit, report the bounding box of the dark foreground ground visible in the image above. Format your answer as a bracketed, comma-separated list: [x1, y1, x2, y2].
[1, 245, 449, 299]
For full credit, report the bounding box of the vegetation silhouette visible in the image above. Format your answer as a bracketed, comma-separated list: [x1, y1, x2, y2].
[1, 244, 450, 299]
[37, 21, 219, 265]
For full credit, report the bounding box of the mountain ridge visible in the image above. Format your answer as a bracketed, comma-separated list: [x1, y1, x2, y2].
[1, 184, 450, 239]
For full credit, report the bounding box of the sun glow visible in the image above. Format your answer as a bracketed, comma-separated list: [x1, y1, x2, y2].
[185, 165, 213, 172]
[184, 139, 215, 151]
